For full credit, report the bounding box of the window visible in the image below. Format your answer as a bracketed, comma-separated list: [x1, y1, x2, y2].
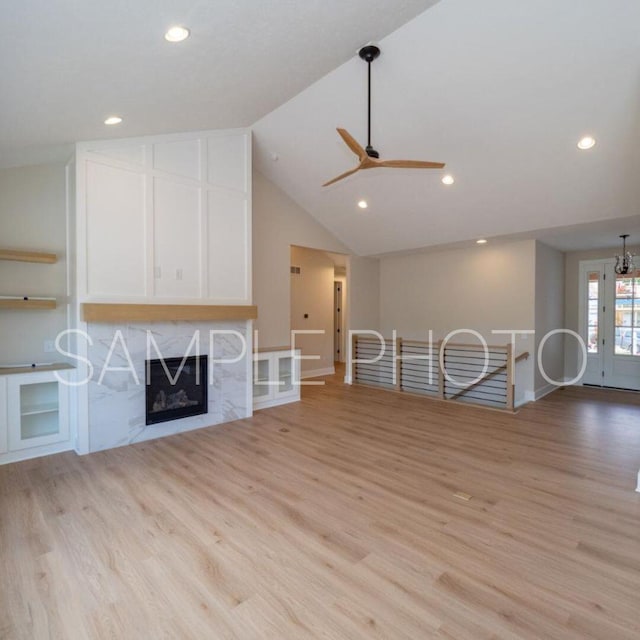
[614, 269, 640, 356]
[587, 272, 599, 354]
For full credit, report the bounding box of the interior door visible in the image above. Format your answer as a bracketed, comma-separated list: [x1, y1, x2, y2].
[579, 259, 640, 390]
[334, 281, 342, 362]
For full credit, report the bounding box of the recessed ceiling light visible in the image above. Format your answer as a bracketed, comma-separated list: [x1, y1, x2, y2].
[357, 200, 368, 209]
[442, 174, 455, 185]
[476, 239, 487, 245]
[165, 26, 190, 42]
[577, 136, 596, 150]
[104, 116, 122, 125]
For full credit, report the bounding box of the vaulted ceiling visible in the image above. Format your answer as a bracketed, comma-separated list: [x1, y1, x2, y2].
[0, 0, 438, 166]
[2, 1, 639, 256]
[253, 0, 640, 255]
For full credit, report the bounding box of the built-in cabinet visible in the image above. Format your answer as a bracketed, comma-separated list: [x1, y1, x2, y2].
[76, 129, 251, 304]
[253, 349, 301, 410]
[0, 366, 73, 464]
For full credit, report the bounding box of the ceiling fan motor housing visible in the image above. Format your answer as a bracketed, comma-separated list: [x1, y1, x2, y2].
[365, 145, 379, 158]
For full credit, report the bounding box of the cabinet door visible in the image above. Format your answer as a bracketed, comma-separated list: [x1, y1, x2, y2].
[0, 380, 7, 454]
[274, 352, 299, 400]
[253, 354, 273, 402]
[7, 372, 70, 451]
[85, 159, 146, 297]
[153, 177, 202, 298]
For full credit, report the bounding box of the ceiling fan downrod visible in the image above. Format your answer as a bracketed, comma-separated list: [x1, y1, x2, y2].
[359, 44, 381, 159]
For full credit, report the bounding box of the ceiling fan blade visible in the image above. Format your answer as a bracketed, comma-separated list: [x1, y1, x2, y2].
[337, 128, 367, 160]
[322, 165, 362, 187]
[377, 159, 446, 169]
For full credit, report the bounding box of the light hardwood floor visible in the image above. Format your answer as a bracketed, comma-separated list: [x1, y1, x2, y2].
[1, 375, 639, 639]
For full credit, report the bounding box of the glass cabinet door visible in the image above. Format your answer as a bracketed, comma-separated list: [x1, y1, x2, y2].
[7, 371, 69, 451]
[277, 355, 294, 394]
[253, 357, 271, 399]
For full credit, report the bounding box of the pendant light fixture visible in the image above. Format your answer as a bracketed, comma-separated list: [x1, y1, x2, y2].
[614, 234, 636, 275]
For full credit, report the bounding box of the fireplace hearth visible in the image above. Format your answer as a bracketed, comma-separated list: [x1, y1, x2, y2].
[145, 355, 208, 425]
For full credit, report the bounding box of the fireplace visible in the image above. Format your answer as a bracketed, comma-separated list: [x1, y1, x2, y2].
[145, 355, 208, 425]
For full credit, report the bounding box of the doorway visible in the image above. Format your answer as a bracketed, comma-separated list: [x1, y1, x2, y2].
[290, 246, 349, 379]
[579, 259, 640, 389]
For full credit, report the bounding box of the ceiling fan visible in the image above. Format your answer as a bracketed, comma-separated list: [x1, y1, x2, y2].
[323, 44, 445, 187]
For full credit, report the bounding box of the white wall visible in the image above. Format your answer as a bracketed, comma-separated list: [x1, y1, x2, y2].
[348, 256, 380, 334]
[379, 240, 537, 402]
[290, 246, 335, 376]
[534, 241, 565, 396]
[564, 244, 640, 380]
[0, 162, 68, 364]
[252, 170, 350, 347]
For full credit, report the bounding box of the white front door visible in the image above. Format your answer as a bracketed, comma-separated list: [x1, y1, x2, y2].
[579, 259, 640, 390]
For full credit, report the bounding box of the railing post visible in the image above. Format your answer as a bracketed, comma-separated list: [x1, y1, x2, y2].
[437, 339, 445, 400]
[351, 333, 358, 385]
[395, 336, 402, 391]
[506, 342, 514, 411]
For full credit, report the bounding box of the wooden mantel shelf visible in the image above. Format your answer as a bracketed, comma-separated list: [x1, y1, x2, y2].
[82, 303, 257, 323]
[0, 249, 57, 263]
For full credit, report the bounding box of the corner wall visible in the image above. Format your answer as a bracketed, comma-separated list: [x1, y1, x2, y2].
[290, 246, 335, 376]
[252, 171, 350, 348]
[534, 241, 565, 397]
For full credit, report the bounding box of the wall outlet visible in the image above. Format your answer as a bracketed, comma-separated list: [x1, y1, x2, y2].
[43, 340, 56, 353]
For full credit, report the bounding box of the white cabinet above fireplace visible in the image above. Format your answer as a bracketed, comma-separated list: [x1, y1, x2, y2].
[75, 128, 251, 305]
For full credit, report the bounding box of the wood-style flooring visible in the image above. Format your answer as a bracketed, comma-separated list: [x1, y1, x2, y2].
[1, 375, 639, 639]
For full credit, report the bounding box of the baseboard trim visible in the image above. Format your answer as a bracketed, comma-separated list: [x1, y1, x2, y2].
[535, 383, 559, 401]
[301, 366, 335, 380]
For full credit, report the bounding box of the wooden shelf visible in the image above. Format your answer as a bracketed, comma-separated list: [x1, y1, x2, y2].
[255, 345, 295, 353]
[0, 363, 73, 376]
[0, 249, 57, 264]
[0, 298, 57, 310]
[82, 303, 258, 323]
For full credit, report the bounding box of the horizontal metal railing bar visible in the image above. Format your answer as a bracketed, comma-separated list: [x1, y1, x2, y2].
[355, 336, 509, 351]
[443, 367, 508, 378]
[401, 388, 439, 397]
[444, 351, 508, 360]
[401, 372, 439, 382]
[355, 376, 395, 387]
[400, 362, 439, 370]
[445, 388, 507, 400]
[444, 358, 507, 368]
[401, 383, 439, 393]
[450, 398, 507, 409]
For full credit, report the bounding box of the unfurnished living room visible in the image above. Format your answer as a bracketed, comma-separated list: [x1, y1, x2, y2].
[1, 1, 639, 638]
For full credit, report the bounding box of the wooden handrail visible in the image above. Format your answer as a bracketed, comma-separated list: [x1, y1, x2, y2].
[515, 351, 529, 362]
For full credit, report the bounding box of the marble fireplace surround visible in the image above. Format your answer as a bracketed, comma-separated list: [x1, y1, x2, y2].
[82, 308, 254, 452]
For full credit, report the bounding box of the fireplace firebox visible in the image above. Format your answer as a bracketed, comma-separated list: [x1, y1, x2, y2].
[145, 355, 208, 425]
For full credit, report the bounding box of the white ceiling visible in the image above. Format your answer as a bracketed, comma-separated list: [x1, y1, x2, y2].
[0, 0, 439, 167]
[3, 0, 639, 256]
[253, 0, 640, 256]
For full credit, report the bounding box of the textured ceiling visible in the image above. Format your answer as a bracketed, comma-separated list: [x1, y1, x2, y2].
[253, 0, 640, 255]
[0, 0, 439, 167]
